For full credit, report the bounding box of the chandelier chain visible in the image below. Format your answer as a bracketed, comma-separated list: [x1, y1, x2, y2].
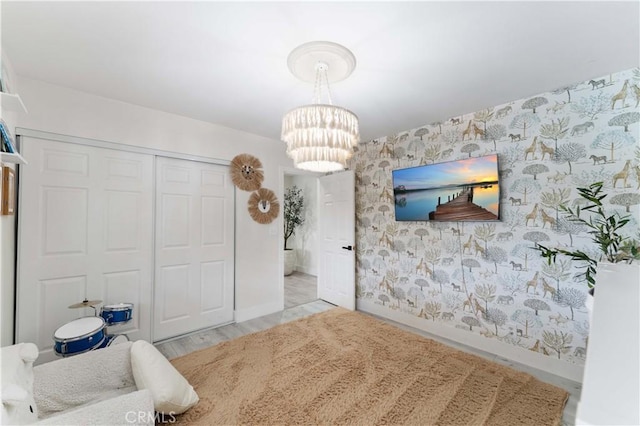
[312, 67, 321, 104]
[323, 67, 333, 105]
[312, 64, 333, 105]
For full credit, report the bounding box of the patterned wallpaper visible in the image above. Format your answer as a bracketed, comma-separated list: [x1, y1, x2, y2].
[352, 68, 640, 367]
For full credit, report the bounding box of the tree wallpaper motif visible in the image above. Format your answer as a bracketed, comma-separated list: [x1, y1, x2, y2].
[351, 68, 640, 367]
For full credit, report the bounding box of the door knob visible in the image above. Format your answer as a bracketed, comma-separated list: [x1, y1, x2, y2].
[341, 245, 353, 251]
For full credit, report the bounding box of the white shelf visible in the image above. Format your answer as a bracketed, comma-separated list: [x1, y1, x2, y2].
[0, 92, 28, 165]
[1, 92, 28, 114]
[0, 152, 27, 165]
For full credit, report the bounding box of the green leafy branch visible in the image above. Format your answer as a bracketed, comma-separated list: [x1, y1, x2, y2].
[535, 182, 639, 289]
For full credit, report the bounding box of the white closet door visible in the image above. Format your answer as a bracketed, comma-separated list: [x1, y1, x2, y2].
[154, 157, 234, 341]
[17, 137, 154, 362]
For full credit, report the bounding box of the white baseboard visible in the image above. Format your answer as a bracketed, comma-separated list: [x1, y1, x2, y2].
[235, 300, 283, 323]
[357, 299, 584, 383]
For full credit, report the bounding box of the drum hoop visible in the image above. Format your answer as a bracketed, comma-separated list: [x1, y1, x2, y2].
[54, 335, 107, 357]
[53, 317, 106, 343]
[66, 335, 107, 356]
[107, 334, 129, 346]
[102, 303, 134, 312]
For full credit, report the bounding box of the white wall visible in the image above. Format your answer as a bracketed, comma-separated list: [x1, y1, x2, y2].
[1, 76, 294, 344]
[284, 174, 318, 276]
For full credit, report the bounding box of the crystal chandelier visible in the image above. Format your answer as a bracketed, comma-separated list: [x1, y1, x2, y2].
[281, 42, 359, 173]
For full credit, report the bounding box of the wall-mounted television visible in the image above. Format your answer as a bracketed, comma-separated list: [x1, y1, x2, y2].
[392, 154, 500, 222]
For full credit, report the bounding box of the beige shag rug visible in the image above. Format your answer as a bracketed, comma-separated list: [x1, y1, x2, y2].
[171, 308, 568, 425]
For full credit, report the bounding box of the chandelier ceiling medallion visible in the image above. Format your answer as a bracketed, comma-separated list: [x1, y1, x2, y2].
[281, 41, 359, 173]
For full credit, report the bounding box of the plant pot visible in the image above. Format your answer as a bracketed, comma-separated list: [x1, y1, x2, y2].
[577, 262, 640, 425]
[284, 249, 296, 276]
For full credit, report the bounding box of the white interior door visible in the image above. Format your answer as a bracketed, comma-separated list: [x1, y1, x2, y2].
[154, 157, 234, 341]
[318, 171, 355, 310]
[17, 137, 154, 362]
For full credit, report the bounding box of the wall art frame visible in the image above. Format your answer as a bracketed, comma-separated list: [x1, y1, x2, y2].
[2, 166, 16, 215]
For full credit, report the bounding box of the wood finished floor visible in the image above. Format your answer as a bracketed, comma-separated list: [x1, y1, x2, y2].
[284, 271, 318, 308]
[156, 299, 580, 426]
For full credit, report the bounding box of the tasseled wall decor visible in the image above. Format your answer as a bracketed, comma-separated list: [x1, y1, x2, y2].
[248, 188, 279, 224]
[230, 153, 264, 191]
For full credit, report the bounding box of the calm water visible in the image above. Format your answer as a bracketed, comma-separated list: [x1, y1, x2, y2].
[394, 185, 499, 221]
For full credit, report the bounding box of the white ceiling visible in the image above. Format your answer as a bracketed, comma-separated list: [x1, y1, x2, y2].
[2, 1, 639, 142]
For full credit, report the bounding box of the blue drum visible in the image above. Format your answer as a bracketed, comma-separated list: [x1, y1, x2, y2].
[100, 303, 134, 325]
[93, 333, 129, 349]
[53, 317, 106, 357]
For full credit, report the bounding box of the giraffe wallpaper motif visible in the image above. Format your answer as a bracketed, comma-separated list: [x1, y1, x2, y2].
[352, 67, 640, 367]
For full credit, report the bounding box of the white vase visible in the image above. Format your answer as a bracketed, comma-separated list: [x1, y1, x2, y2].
[284, 249, 296, 276]
[577, 262, 640, 425]
[584, 291, 594, 324]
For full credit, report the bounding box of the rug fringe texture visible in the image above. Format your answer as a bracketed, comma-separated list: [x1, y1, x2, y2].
[171, 308, 568, 425]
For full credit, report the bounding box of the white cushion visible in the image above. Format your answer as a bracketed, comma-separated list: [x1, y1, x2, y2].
[1, 343, 39, 425]
[1, 384, 38, 425]
[34, 341, 135, 419]
[1, 343, 38, 391]
[130, 340, 198, 414]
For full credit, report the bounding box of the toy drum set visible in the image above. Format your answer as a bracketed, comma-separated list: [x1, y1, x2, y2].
[53, 299, 134, 357]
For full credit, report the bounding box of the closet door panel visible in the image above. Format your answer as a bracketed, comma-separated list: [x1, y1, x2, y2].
[17, 137, 153, 363]
[41, 186, 89, 256]
[37, 276, 87, 350]
[154, 157, 234, 341]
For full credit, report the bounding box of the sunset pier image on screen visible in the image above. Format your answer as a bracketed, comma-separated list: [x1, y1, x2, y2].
[392, 154, 500, 222]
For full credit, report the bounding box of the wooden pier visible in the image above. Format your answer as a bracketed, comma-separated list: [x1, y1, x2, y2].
[428, 189, 498, 221]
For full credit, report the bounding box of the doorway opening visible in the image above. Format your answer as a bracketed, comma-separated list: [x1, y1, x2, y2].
[284, 272, 317, 308]
[283, 171, 319, 308]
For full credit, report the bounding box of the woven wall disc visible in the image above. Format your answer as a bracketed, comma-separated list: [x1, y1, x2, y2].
[248, 188, 280, 224]
[230, 154, 264, 191]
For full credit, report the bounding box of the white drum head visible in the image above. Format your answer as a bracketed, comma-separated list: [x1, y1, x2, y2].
[103, 303, 133, 310]
[54, 317, 104, 339]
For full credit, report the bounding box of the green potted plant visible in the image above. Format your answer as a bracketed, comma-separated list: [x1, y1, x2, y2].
[548, 186, 640, 426]
[283, 185, 305, 276]
[535, 181, 640, 292]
